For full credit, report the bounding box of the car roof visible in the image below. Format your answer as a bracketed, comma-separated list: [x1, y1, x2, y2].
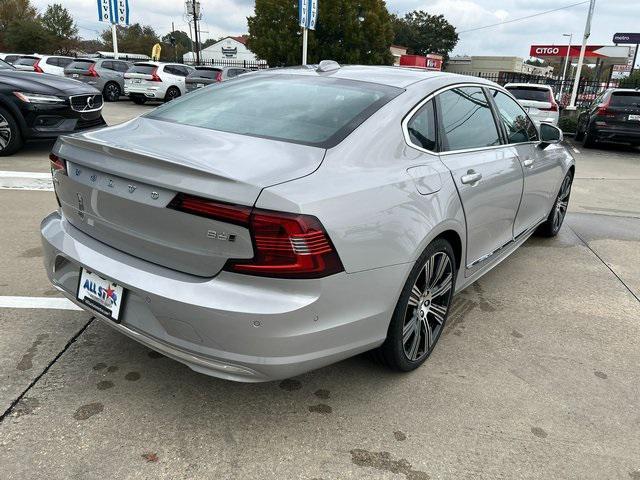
[609, 88, 640, 93]
[258, 64, 451, 88]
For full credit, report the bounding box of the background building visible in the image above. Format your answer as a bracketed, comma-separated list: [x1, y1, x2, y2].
[446, 56, 554, 77]
[184, 35, 266, 65]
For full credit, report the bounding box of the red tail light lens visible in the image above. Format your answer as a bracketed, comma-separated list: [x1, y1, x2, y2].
[168, 193, 251, 226]
[596, 104, 615, 117]
[151, 67, 162, 82]
[33, 59, 43, 73]
[541, 92, 559, 112]
[228, 210, 343, 278]
[88, 63, 99, 77]
[49, 153, 66, 174]
[168, 194, 344, 279]
[215, 71, 223, 82]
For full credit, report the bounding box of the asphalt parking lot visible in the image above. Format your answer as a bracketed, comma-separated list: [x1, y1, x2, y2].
[1, 102, 639, 479]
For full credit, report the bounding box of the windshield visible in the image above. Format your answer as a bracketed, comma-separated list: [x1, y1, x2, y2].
[14, 57, 39, 66]
[506, 87, 551, 103]
[146, 74, 402, 148]
[610, 92, 640, 108]
[67, 60, 94, 71]
[189, 68, 222, 79]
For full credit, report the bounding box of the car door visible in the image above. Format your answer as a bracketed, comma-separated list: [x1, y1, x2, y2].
[434, 86, 524, 272]
[489, 89, 564, 237]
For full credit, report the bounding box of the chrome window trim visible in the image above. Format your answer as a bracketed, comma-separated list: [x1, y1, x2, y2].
[402, 82, 514, 156]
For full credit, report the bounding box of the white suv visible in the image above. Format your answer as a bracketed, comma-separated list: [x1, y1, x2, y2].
[504, 83, 559, 126]
[124, 62, 195, 104]
[13, 55, 74, 76]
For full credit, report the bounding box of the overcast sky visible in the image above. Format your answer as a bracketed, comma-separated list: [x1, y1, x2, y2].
[33, 0, 640, 64]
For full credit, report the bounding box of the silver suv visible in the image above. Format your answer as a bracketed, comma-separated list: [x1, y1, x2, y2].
[64, 58, 131, 102]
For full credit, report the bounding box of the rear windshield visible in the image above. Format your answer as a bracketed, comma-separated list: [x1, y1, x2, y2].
[67, 59, 95, 71]
[146, 74, 402, 148]
[506, 87, 550, 102]
[14, 57, 39, 66]
[4, 55, 20, 64]
[189, 68, 222, 79]
[610, 92, 640, 108]
[128, 64, 156, 74]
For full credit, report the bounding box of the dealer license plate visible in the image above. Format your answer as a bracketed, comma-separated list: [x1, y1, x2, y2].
[77, 268, 124, 321]
[628, 114, 640, 121]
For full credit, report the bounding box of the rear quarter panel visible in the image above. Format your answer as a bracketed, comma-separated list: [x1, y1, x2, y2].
[257, 77, 467, 276]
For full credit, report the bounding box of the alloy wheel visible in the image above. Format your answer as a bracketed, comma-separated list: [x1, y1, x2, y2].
[105, 83, 120, 101]
[402, 251, 454, 362]
[553, 174, 572, 231]
[0, 114, 12, 151]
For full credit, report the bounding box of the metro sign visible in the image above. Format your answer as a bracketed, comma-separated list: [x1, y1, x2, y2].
[530, 45, 629, 59]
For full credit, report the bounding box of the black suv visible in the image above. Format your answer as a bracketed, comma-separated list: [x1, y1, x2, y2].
[0, 59, 106, 156]
[575, 88, 640, 148]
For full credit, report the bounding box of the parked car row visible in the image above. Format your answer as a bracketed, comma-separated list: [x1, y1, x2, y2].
[0, 52, 251, 106]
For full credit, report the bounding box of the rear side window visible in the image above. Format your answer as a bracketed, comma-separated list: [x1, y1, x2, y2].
[102, 61, 114, 70]
[491, 91, 539, 143]
[506, 87, 550, 103]
[129, 64, 156, 74]
[114, 61, 129, 72]
[54, 57, 73, 67]
[14, 57, 39, 66]
[436, 87, 500, 152]
[67, 60, 94, 71]
[407, 100, 436, 151]
[610, 92, 640, 108]
[146, 74, 402, 148]
[190, 68, 222, 79]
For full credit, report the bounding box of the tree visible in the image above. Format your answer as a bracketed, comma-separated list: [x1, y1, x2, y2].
[0, 0, 38, 49]
[392, 11, 458, 59]
[4, 18, 51, 53]
[248, 0, 395, 66]
[41, 4, 79, 54]
[101, 23, 159, 56]
[202, 37, 223, 49]
[161, 30, 192, 61]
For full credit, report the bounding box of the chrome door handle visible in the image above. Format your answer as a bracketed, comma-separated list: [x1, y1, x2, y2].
[523, 159, 534, 168]
[460, 171, 482, 185]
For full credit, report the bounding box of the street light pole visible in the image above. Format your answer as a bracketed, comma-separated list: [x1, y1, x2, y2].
[559, 33, 573, 102]
[567, 0, 596, 110]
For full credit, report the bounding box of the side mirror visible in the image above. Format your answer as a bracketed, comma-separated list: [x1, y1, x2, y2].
[538, 123, 563, 149]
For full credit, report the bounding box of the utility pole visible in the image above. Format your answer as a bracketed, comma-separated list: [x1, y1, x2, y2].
[559, 33, 573, 102]
[567, 0, 596, 110]
[192, 0, 200, 65]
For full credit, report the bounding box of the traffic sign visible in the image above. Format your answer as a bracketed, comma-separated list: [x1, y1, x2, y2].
[613, 33, 640, 44]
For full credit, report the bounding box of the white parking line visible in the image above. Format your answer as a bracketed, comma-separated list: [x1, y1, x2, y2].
[0, 171, 53, 191]
[0, 296, 82, 310]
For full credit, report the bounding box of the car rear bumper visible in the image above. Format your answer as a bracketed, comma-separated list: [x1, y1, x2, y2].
[41, 211, 406, 382]
[592, 125, 640, 143]
[124, 84, 164, 98]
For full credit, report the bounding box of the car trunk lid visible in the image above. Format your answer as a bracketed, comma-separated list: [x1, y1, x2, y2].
[53, 117, 326, 277]
[601, 91, 640, 128]
[64, 60, 96, 82]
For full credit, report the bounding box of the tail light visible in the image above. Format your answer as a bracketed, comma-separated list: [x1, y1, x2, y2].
[541, 92, 559, 112]
[215, 71, 223, 82]
[596, 99, 615, 117]
[33, 59, 43, 73]
[88, 63, 99, 77]
[151, 67, 162, 82]
[168, 194, 344, 279]
[49, 153, 66, 174]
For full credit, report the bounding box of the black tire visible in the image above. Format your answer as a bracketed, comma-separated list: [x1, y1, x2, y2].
[374, 238, 456, 372]
[574, 122, 585, 141]
[536, 171, 573, 237]
[130, 95, 147, 105]
[164, 86, 181, 102]
[583, 126, 597, 148]
[0, 106, 23, 156]
[103, 82, 121, 102]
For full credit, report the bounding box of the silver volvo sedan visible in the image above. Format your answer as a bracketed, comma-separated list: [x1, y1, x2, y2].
[41, 62, 574, 382]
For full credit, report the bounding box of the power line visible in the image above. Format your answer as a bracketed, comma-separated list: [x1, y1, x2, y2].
[457, 1, 590, 34]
